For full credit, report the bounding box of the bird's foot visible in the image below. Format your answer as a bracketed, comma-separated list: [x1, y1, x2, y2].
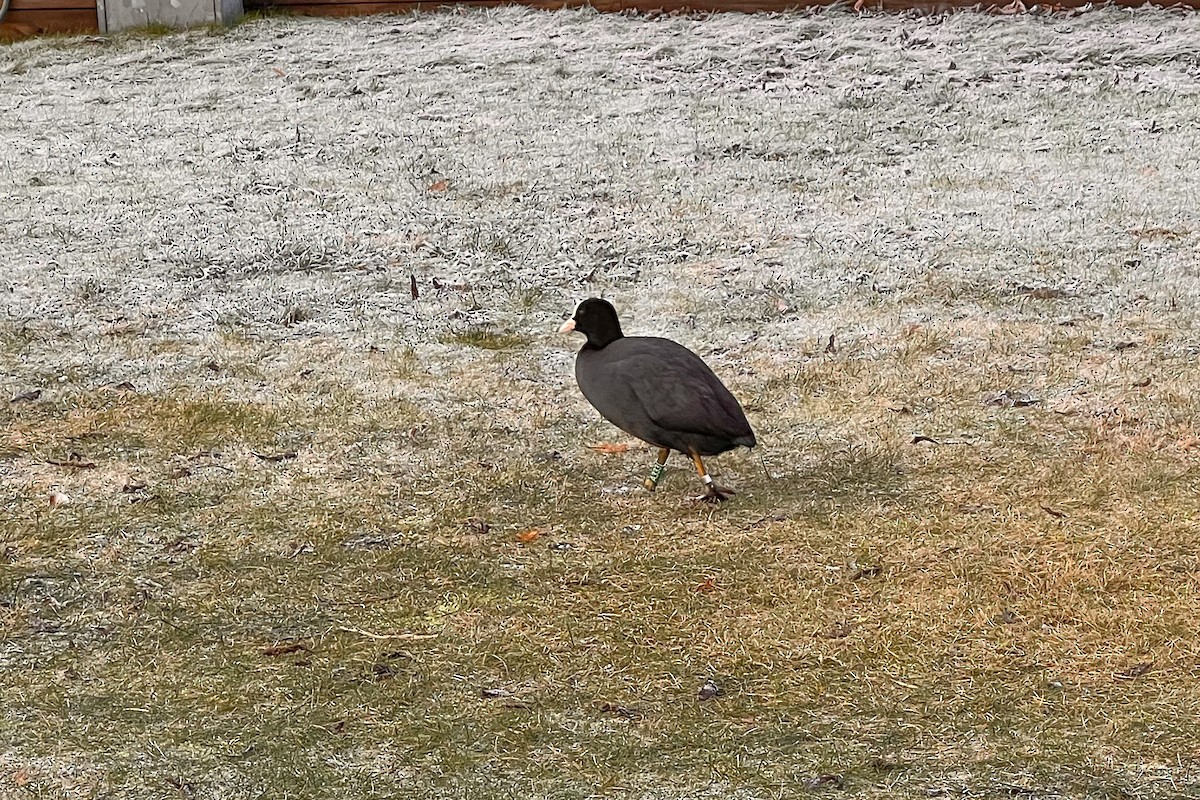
[690, 484, 736, 504]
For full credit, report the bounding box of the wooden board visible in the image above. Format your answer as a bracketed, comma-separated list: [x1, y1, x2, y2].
[9, 0, 96, 9]
[0, 7, 97, 39]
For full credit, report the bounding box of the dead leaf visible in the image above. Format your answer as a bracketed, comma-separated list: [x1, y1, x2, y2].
[587, 442, 630, 455]
[165, 535, 198, 553]
[10, 389, 41, 403]
[821, 620, 853, 639]
[262, 641, 310, 657]
[698, 679, 721, 701]
[481, 687, 511, 699]
[410, 274, 419, 300]
[1131, 377, 1151, 388]
[694, 578, 717, 593]
[517, 529, 541, 544]
[848, 560, 882, 580]
[48, 492, 71, 507]
[805, 775, 845, 790]
[464, 518, 491, 535]
[911, 435, 940, 445]
[1115, 662, 1153, 681]
[251, 451, 298, 462]
[1041, 505, 1066, 519]
[595, 701, 643, 719]
[994, 610, 1020, 625]
[985, 390, 1041, 408]
[271, 67, 287, 77]
[48, 453, 95, 469]
[428, 179, 448, 193]
[13, 769, 30, 787]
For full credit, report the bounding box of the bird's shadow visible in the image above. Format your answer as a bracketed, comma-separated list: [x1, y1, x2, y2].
[714, 443, 912, 517]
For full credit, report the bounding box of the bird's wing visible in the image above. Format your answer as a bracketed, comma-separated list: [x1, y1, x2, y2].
[618, 348, 751, 441]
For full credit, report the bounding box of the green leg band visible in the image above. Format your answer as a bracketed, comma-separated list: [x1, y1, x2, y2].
[644, 462, 667, 492]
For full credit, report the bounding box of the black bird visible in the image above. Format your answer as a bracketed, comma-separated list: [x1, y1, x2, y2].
[560, 298, 756, 502]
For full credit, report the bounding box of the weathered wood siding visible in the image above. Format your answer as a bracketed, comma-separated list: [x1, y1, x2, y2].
[1, 0, 98, 39]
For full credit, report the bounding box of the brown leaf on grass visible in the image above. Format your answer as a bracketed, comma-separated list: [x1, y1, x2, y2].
[428, 179, 448, 192]
[848, 560, 882, 580]
[516, 529, 541, 544]
[251, 450, 298, 462]
[464, 517, 491, 535]
[481, 687, 511, 699]
[587, 442, 630, 454]
[1114, 662, 1153, 681]
[13, 769, 31, 787]
[595, 701, 643, 719]
[271, 67, 287, 77]
[1041, 505, 1067, 519]
[821, 620, 853, 639]
[262, 641, 310, 657]
[985, 390, 1041, 408]
[48, 453, 95, 469]
[410, 274, 419, 300]
[694, 578, 717, 593]
[805, 775, 845, 790]
[911, 434, 940, 445]
[48, 492, 71, 507]
[165, 535, 198, 554]
[10, 389, 41, 403]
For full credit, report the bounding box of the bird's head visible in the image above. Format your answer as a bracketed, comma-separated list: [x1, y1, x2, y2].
[559, 298, 624, 349]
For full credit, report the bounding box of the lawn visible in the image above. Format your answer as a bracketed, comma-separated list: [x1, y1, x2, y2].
[2, 6, 1200, 798]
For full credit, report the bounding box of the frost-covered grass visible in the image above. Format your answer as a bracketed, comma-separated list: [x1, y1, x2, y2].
[3, 6, 1200, 798]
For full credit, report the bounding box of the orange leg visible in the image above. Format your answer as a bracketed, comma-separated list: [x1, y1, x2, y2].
[690, 451, 735, 503]
[643, 447, 671, 492]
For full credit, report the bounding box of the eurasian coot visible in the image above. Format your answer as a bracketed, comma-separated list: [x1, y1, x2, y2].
[560, 298, 756, 502]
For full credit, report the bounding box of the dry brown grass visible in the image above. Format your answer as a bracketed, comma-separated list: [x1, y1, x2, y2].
[3, 309, 1199, 799]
